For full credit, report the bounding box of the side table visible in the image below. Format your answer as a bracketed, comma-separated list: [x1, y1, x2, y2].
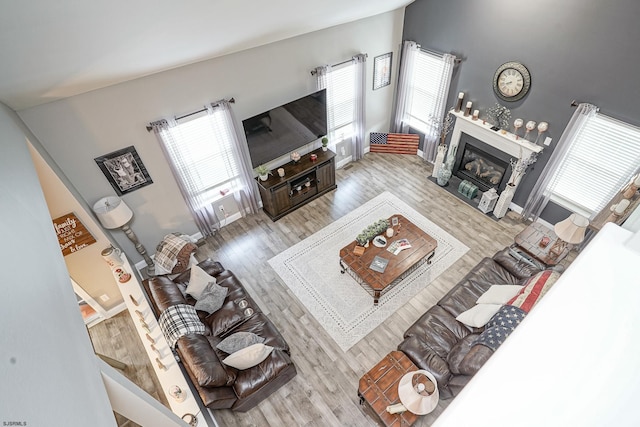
[514, 222, 570, 266]
[358, 351, 419, 427]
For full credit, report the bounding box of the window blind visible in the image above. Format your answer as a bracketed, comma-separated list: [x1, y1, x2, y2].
[328, 61, 356, 142]
[549, 113, 640, 216]
[406, 50, 450, 134]
[160, 109, 240, 208]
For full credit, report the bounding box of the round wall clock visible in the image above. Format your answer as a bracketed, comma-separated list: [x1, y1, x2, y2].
[493, 61, 531, 102]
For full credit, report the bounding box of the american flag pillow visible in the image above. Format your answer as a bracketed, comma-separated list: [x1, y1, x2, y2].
[506, 270, 561, 313]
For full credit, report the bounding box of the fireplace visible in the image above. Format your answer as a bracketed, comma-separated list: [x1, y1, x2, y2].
[453, 136, 511, 192]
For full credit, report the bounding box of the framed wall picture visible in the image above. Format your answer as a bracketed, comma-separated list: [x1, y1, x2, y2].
[52, 212, 97, 256]
[94, 146, 153, 195]
[373, 52, 393, 90]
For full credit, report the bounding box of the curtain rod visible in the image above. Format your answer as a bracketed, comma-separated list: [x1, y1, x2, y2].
[419, 47, 462, 64]
[310, 54, 368, 75]
[146, 97, 235, 132]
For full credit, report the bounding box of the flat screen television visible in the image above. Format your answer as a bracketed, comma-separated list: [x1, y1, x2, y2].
[243, 89, 327, 168]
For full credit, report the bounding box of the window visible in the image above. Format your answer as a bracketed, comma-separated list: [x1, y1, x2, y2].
[327, 61, 357, 143]
[405, 50, 452, 134]
[158, 109, 240, 209]
[549, 113, 640, 216]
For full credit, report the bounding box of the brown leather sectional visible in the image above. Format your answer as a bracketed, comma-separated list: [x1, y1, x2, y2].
[144, 258, 296, 412]
[398, 248, 542, 399]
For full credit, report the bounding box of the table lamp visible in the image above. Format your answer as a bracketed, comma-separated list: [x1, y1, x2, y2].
[549, 213, 589, 259]
[93, 196, 155, 276]
[396, 370, 439, 415]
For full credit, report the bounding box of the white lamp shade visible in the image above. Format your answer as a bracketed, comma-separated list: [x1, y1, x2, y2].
[398, 370, 439, 415]
[93, 196, 133, 229]
[554, 213, 589, 244]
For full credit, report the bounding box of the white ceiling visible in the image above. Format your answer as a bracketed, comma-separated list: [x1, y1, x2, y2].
[0, 0, 412, 111]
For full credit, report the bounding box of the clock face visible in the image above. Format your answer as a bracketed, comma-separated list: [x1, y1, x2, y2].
[493, 62, 531, 102]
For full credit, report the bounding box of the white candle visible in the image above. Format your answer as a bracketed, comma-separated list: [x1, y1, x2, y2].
[466, 101, 472, 108]
[614, 198, 631, 214]
[458, 92, 464, 99]
[472, 110, 479, 120]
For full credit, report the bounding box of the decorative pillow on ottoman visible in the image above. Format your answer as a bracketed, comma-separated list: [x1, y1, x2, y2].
[506, 270, 560, 313]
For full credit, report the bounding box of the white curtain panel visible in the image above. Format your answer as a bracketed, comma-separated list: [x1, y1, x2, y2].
[152, 100, 259, 237]
[391, 40, 420, 134]
[352, 53, 367, 161]
[152, 118, 221, 236]
[315, 64, 337, 148]
[422, 53, 455, 163]
[215, 100, 261, 217]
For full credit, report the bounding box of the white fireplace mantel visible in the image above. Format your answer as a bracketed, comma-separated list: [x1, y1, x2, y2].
[448, 110, 543, 160]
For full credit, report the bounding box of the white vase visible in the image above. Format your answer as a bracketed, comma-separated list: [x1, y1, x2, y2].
[432, 145, 447, 178]
[494, 184, 516, 219]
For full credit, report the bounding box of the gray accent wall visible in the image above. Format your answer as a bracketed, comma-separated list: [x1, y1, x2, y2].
[403, 0, 640, 222]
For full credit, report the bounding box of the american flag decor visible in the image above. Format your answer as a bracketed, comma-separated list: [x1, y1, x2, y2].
[369, 132, 419, 155]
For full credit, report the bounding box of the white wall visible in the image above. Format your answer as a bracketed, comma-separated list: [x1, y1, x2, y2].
[0, 103, 115, 425]
[17, 10, 405, 264]
[434, 223, 640, 427]
[29, 144, 124, 310]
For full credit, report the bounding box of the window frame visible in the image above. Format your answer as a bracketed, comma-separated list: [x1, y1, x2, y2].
[404, 49, 451, 136]
[327, 60, 357, 144]
[160, 109, 241, 209]
[548, 112, 640, 217]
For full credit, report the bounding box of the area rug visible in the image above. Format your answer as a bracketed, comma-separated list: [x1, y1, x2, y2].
[268, 191, 469, 351]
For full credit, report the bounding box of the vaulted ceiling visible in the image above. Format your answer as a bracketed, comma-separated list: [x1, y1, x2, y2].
[0, 0, 412, 111]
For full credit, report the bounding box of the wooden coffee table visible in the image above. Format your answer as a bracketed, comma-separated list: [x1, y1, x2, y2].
[358, 350, 419, 427]
[339, 215, 437, 304]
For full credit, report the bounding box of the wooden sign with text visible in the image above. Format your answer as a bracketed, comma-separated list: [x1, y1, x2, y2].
[52, 212, 97, 256]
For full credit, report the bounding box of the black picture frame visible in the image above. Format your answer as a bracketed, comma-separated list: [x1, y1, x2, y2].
[373, 52, 393, 90]
[94, 146, 153, 195]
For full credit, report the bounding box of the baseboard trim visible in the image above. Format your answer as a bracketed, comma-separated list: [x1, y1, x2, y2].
[337, 156, 353, 169]
[104, 301, 127, 319]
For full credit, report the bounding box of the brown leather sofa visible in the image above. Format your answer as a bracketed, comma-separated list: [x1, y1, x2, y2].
[144, 258, 296, 412]
[398, 248, 542, 399]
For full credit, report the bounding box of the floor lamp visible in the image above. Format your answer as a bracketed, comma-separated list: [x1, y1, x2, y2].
[93, 196, 155, 276]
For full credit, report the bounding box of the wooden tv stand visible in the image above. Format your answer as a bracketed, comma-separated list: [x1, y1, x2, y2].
[256, 148, 337, 221]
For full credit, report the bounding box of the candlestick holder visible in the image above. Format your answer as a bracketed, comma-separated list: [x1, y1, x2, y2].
[455, 92, 464, 112]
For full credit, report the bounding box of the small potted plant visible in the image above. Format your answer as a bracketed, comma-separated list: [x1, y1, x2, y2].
[321, 137, 329, 151]
[255, 164, 270, 181]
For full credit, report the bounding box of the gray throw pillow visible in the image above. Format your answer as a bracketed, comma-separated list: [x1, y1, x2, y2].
[216, 332, 265, 354]
[194, 282, 228, 314]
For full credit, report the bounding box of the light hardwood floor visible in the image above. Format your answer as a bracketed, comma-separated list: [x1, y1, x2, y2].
[91, 152, 534, 426]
